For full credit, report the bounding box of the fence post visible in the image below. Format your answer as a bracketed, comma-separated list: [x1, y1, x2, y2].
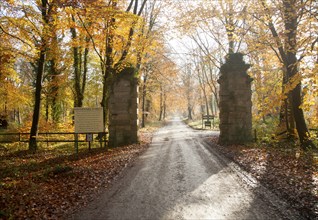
[74, 133, 79, 159]
[104, 132, 107, 149]
[99, 133, 102, 148]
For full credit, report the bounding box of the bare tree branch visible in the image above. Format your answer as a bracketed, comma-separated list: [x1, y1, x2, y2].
[0, 24, 33, 49]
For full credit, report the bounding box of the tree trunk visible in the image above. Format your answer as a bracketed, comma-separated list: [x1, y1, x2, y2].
[70, 15, 89, 108]
[29, 0, 48, 152]
[101, 16, 115, 131]
[283, 0, 314, 149]
[187, 93, 193, 120]
[45, 93, 49, 122]
[188, 106, 193, 120]
[73, 48, 83, 107]
[29, 51, 45, 152]
[203, 90, 209, 116]
[286, 53, 312, 147]
[286, 56, 313, 148]
[52, 93, 61, 123]
[206, 63, 220, 109]
[199, 92, 204, 115]
[276, 70, 297, 140]
[49, 59, 61, 123]
[17, 108, 21, 125]
[291, 83, 310, 144]
[101, 72, 109, 129]
[15, 108, 21, 125]
[158, 85, 163, 121]
[210, 95, 215, 116]
[198, 67, 210, 116]
[225, 0, 235, 54]
[262, 0, 314, 148]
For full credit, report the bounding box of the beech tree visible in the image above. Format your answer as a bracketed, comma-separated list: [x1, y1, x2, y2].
[250, 0, 316, 148]
[182, 63, 195, 120]
[172, 0, 317, 147]
[0, 0, 67, 151]
[72, 0, 147, 128]
[138, 0, 163, 127]
[0, 3, 34, 124]
[148, 54, 179, 121]
[193, 52, 219, 116]
[0, 29, 15, 116]
[44, 2, 66, 123]
[28, 0, 51, 152]
[173, 0, 249, 119]
[69, 13, 90, 108]
[0, 1, 49, 151]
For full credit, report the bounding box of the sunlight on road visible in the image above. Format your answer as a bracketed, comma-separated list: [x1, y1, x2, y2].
[164, 163, 256, 219]
[72, 120, 301, 220]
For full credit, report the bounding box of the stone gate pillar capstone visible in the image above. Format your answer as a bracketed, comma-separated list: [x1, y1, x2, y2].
[218, 53, 253, 144]
[109, 66, 138, 147]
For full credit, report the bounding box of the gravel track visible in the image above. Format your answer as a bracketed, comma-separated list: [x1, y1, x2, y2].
[70, 119, 302, 220]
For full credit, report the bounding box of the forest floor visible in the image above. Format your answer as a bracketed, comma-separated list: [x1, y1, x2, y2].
[187, 119, 317, 218]
[0, 126, 156, 220]
[0, 121, 317, 219]
[206, 136, 318, 219]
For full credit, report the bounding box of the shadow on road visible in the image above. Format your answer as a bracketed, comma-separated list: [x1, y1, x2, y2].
[71, 120, 304, 220]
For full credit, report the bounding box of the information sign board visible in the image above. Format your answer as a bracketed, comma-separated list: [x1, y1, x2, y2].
[74, 107, 104, 133]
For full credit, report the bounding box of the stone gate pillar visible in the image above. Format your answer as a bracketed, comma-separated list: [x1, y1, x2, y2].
[109, 67, 138, 147]
[218, 53, 253, 144]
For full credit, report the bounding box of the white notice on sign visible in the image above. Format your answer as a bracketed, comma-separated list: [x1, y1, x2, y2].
[74, 107, 104, 133]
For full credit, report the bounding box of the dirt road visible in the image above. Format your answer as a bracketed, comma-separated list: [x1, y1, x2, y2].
[70, 119, 302, 220]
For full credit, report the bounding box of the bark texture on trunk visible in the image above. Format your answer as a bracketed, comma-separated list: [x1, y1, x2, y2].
[29, 0, 49, 152]
[29, 48, 46, 152]
[283, 0, 314, 149]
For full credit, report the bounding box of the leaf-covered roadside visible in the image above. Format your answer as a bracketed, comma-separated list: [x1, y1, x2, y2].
[0, 132, 153, 220]
[207, 136, 318, 219]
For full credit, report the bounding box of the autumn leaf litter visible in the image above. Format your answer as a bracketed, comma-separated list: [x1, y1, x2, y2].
[206, 136, 318, 219]
[1, 131, 317, 219]
[0, 132, 152, 220]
